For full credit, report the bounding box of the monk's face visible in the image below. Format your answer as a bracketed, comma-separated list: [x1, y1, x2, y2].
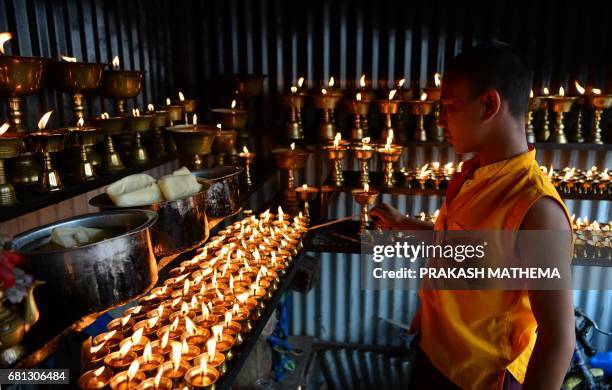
[438, 77, 487, 154]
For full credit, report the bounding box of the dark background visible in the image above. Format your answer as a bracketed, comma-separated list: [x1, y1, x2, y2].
[1, 0, 610, 131]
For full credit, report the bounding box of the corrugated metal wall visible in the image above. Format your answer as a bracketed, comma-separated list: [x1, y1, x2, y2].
[0, 0, 175, 128]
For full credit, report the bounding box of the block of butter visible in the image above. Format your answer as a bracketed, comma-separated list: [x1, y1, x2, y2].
[158, 171, 202, 201]
[51, 227, 105, 248]
[106, 173, 164, 206]
[172, 166, 191, 176]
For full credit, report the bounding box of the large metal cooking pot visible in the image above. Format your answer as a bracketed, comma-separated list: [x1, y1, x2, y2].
[193, 166, 243, 219]
[10, 210, 158, 320]
[89, 181, 210, 257]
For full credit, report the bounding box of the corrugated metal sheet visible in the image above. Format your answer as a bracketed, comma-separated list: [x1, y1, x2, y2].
[0, 0, 175, 127]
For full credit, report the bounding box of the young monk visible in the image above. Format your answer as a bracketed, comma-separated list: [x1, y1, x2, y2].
[370, 42, 574, 390]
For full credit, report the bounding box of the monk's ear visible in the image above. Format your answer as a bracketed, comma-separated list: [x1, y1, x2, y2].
[480, 89, 501, 120]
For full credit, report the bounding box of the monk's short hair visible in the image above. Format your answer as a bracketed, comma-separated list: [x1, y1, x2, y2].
[445, 41, 531, 118]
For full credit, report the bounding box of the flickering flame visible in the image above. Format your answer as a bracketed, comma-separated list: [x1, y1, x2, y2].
[548, 165, 554, 179]
[147, 316, 159, 329]
[132, 327, 144, 345]
[384, 135, 392, 151]
[575, 81, 585, 95]
[171, 342, 182, 371]
[458, 161, 464, 172]
[193, 114, 198, 125]
[388, 89, 397, 100]
[0, 123, 10, 136]
[559, 86, 565, 96]
[212, 324, 223, 342]
[333, 132, 341, 148]
[356, 92, 362, 101]
[112, 56, 120, 69]
[328, 76, 335, 87]
[154, 367, 163, 388]
[224, 311, 232, 327]
[127, 360, 139, 381]
[434, 73, 441, 87]
[278, 206, 285, 222]
[364, 183, 370, 193]
[119, 340, 132, 358]
[91, 342, 106, 355]
[143, 342, 152, 362]
[290, 142, 295, 151]
[231, 99, 237, 109]
[543, 87, 549, 95]
[592, 88, 602, 95]
[103, 330, 117, 341]
[0, 32, 13, 54]
[121, 314, 132, 327]
[298, 77, 304, 88]
[432, 161, 440, 170]
[207, 338, 216, 362]
[398, 78, 405, 88]
[37, 111, 53, 130]
[170, 316, 180, 332]
[101, 112, 109, 119]
[180, 302, 189, 317]
[148, 103, 155, 112]
[321, 88, 328, 95]
[433, 209, 440, 219]
[166, 98, 171, 105]
[291, 86, 297, 93]
[157, 306, 164, 318]
[182, 339, 190, 354]
[199, 355, 208, 375]
[161, 330, 170, 348]
[562, 168, 575, 181]
[360, 75, 366, 88]
[420, 92, 427, 101]
[530, 90, 534, 98]
[183, 279, 190, 295]
[94, 366, 105, 376]
[178, 91, 185, 101]
[61, 55, 77, 62]
[132, 108, 140, 117]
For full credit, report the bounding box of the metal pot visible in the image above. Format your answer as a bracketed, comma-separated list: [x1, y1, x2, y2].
[10, 210, 158, 320]
[193, 166, 242, 219]
[89, 181, 210, 258]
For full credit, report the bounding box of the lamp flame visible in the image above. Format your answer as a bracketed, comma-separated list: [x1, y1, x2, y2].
[212, 324, 223, 342]
[398, 78, 405, 88]
[321, 88, 327, 95]
[103, 330, 117, 341]
[0, 32, 13, 54]
[420, 92, 427, 101]
[298, 77, 304, 88]
[170, 316, 179, 332]
[592, 88, 602, 95]
[360, 75, 366, 88]
[147, 103, 155, 112]
[575, 81, 585, 95]
[161, 330, 170, 348]
[101, 112, 109, 119]
[333, 132, 341, 148]
[143, 342, 152, 362]
[224, 311, 232, 327]
[119, 340, 132, 358]
[530, 90, 534, 98]
[37, 111, 53, 130]
[94, 366, 105, 376]
[434, 73, 441, 87]
[362, 137, 370, 144]
[0, 123, 10, 136]
[91, 342, 106, 355]
[388, 89, 397, 100]
[120, 314, 132, 327]
[180, 302, 189, 316]
[185, 317, 196, 335]
[178, 91, 185, 101]
[193, 114, 197, 125]
[364, 183, 370, 193]
[207, 338, 216, 362]
[171, 341, 182, 371]
[291, 86, 297, 93]
[543, 87, 549, 95]
[127, 360, 139, 381]
[290, 142, 295, 151]
[61, 55, 77, 62]
[112, 56, 120, 69]
[328, 76, 335, 87]
[356, 92, 362, 101]
[132, 327, 144, 345]
[154, 367, 163, 388]
[200, 356, 208, 375]
[132, 108, 140, 117]
[166, 98, 171, 105]
[231, 99, 237, 109]
[559, 86, 565, 97]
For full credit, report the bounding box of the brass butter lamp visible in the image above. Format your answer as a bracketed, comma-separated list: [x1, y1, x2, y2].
[271, 143, 313, 189]
[126, 108, 154, 165]
[352, 137, 376, 186]
[586, 89, 612, 144]
[351, 184, 380, 233]
[212, 123, 237, 166]
[323, 133, 348, 186]
[147, 104, 168, 158]
[65, 118, 101, 182]
[294, 184, 319, 226]
[99, 56, 143, 115]
[27, 111, 66, 192]
[525, 90, 541, 144]
[378, 89, 399, 142]
[408, 91, 435, 142]
[177, 91, 197, 124]
[422, 73, 443, 142]
[377, 135, 403, 187]
[312, 77, 342, 140]
[346, 92, 371, 141]
[0, 123, 25, 205]
[282, 86, 307, 140]
[166, 119, 216, 170]
[89, 113, 127, 174]
[545, 87, 577, 144]
[212, 99, 248, 137]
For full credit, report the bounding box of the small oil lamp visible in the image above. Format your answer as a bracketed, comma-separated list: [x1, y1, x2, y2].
[573, 81, 586, 143]
[294, 184, 319, 225]
[212, 123, 237, 166]
[185, 357, 220, 390]
[160, 342, 191, 387]
[212, 99, 249, 137]
[177, 91, 197, 124]
[422, 73, 444, 142]
[78, 366, 113, 390]
[150, 330, 172, 357]
[408, 92, 435, 142]
[89, 112, 127, 174]
[27, 111, 66, 193]
[323, 132, 348, 186]
[164, 97, 183, 127]
[396, 78, 414, 102]
[119, 328, 149, 354]
[378, 89, 399, 141]
[545, 87, 577, 144]
[346, 92, 371, 140]
[100, 56, 144, 116]
[537, 87, 550, 141]
[126, 108, 154, 165]
[312, 77, 343, 140]
[376, 134, 403, 187]
[586, 88, 612, 144]
[179, 338, 201, 364]
[147, 104, 168, 158]
[108, 314, 135, 335]
[271, 142, 313, 189]
[93, 330, 124, 351]
[136, 342, 164, 377]
[135, 367, 172, 390]
[352, 137, 376, 186]
[351, 184, 380, 233]
[525, 90, 541, 143]
[66, 118, 101, 183]
[238, 146, 256, 187]
[193, 338, 226, 375]
[0, 123, 25, 205]
[416, 164, 432, 189]
[104, 340, 138, 372]
[87, 342, 110, 368]
[355, 74, 376, 101]
[109, 360, 146, 390]
[209, 325, 235, 361]
[282, 85, 307, 139]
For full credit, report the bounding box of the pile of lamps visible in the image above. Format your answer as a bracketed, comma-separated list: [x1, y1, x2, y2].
[540, 166, 611, 195]
[78, 209, 307, 389]
[572, 216, 611, 259]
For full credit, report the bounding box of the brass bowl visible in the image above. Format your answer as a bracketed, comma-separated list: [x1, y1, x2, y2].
[181, 99, 197, 113]
[46, 61, 104, 92]
[0, 133, 25, 159]
[64, 126, 101, 146]
[0, 55, 47, 96]
[125, 114, 154, 132]
[150, 110, 168, 127]
[546, 96, 577, 113]
[271, 147, 313, 170]
[218, 74, 267, 98]
[378, 100, 399, 114]
[312, 93, 342, 110]
[88, 116, 127, 136]
[100, 69, 143, 99]
[282, 93, 307, 108]
[528, 97, 543, 111]
[27, 131, 66, 153]
[166, 125, 217, 155]
[212, 130, 237, 154]
[211, 108, 248, 129]
[408, 100, 435, 115]
[397, 88, 415, 102]
[346, 100, 371, 115]
[586, 94, 612, 110]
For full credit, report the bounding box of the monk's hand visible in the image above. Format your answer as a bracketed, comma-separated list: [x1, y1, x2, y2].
[369, 203, 406, 229]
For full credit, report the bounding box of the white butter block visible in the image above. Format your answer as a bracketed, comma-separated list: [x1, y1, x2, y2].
[158, 174, 202, 201]
[172, 166, 191, 176]
[111, 183, 164, 206]
[107, 174, 156, 203]
[51, 227, 105, 248]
